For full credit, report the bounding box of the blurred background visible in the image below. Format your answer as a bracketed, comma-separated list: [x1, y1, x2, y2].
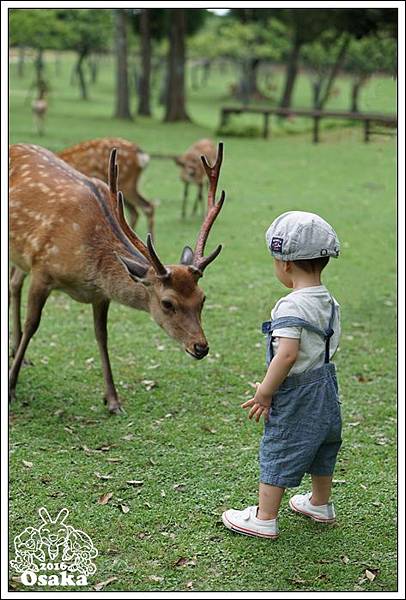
[9, 7, 397, 137]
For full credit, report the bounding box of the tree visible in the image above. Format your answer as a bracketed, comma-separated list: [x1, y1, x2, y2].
[56, 9, 112, 100]
[128, 9, 168, 116]
[137, 9, 152, 116]
[276, 9, 333, 109]
[302, 31, 351, 109]
[164, 9, 206, 122]
[9, 9, 62, 93]
[344, 35, 396, 112]
[277, 7, 398, 109]
[226, 9, 287, 102]
[164, 9, 189, 122]
[114, 9, 132, 120]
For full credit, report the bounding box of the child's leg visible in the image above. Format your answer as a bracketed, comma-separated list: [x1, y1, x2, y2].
[258, 483, 285, 520]
[310, 475, 333, 505]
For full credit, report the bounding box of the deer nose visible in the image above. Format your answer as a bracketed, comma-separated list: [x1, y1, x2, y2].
[194, 343, 209, 359]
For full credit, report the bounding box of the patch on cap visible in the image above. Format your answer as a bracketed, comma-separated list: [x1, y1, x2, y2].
[271, 237, 283, 252]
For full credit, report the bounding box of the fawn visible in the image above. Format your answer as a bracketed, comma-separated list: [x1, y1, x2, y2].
[58, 137, 155, 237]
[175, 139, 217, 218]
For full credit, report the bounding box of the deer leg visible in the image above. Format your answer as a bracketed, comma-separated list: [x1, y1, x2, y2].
[182, 182, 189, 219]
[9, 266, 27, 357]
[92, 300, 123, 415]
[125, 199, 139, 231]
[135, 192, 155, 240]
[192, 184, 203, 216]
[9, 275, 50, 400]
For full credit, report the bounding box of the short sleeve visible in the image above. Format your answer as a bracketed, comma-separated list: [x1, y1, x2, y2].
[271, 298, 302, 339]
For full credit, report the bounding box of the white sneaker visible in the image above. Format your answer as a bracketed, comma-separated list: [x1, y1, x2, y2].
[222, 506, 279, 539]
[289, 492, 336, 523]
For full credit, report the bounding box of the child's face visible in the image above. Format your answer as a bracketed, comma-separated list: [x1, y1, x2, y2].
[274, 258, 294, 288]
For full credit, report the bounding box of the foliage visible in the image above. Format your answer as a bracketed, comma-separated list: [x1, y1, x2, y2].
[9, 9, 65, 50]
[129, 8, 207, 42]
[9, 8, 113, 55]
[345, 35, 397, 79]
[302, 32, 344, 76]
[54, 9, 113, 55]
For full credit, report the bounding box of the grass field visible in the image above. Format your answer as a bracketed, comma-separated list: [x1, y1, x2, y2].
[8, 54, 397, 592]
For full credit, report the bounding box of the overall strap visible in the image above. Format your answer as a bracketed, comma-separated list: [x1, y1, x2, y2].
[262, 297, 336, 364]
[324, 298, 336, 364]
[262, 316, 326, 339]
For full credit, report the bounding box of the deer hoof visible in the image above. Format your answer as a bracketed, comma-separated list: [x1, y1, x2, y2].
[104, 395, 124, 415]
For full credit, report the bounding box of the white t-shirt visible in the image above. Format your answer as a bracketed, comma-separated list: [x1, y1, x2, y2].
[271, 285, 340, 375]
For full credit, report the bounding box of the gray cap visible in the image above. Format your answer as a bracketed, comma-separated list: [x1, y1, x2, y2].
[265, 211, 340, 261]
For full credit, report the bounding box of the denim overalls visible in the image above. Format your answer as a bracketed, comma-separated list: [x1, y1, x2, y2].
[259, 300, 342, 488]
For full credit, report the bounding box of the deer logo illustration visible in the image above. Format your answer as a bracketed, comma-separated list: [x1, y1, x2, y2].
[10, 507, 98, 579]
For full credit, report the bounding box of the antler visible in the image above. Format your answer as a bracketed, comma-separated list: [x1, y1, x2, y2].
[192, 142, 226, 275]
[108, 148, 170, 279]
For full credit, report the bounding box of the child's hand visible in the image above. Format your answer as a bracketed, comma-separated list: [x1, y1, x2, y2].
[241, 383, 272, 423]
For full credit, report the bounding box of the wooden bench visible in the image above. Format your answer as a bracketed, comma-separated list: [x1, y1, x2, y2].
[219, 106, 397, 143]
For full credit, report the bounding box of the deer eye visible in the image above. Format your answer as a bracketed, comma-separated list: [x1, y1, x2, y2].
[161, 299, 175, 312]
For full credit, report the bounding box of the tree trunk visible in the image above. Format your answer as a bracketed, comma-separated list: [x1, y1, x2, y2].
[236, 57, 261, 103]
[137, 9, 152, 116]
[54, 52, 61, 77]
[312, 79, 323, 109]
[17, 46, 25, 78]
[159, 62, 169, 106]
[35, 48, 44, 90]
[318, 35, 351, 109]
[114, 9, 132, 120]
[279, 36, 302, 109]
[76, 51, 88, 100]
[88, 55, 99, 84]
[350, 75, 368, 113]
[202, 59, 211, 85]
[164, 9, 190, 122]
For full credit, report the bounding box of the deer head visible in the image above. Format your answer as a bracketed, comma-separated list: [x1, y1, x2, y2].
[111, 143, 226, 360]
[37, 508, 70, 560]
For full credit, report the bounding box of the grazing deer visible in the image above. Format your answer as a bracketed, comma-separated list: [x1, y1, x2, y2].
[9, 142, 226, 414]
[175, 139, 217, 219]
[58, 138, 155, 237]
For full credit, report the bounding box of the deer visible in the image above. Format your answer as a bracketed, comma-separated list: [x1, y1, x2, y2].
[57, 137, 155, 238]
[175, 139, 217, 219]
[31, 81, 48, 137]
[9, 141, 226, 414]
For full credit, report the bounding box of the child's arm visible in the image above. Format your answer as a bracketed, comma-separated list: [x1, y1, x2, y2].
[242, 337, 299, 422]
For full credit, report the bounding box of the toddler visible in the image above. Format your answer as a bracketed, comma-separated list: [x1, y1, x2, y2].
[222, 211, 342, 539]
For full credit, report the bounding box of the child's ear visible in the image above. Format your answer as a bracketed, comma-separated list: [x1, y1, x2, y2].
[283, 261, 292, 272]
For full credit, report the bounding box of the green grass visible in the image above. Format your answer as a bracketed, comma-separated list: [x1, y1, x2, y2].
[9, 53, 397, 592]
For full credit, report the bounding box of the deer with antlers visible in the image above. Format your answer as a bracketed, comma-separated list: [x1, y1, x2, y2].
[9, 142, 226, 414]
[58, 138, 155, 237]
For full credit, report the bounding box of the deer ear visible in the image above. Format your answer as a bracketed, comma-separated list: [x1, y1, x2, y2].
[175, 156, 185, 166]
[39, 507, 51, 523]
[180, 246, 194, 265]
[56, 508, 69, 524]
[116, 254, 150, 284]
